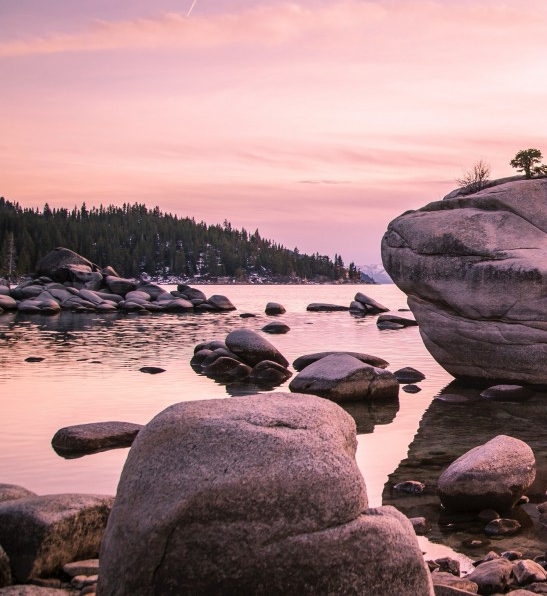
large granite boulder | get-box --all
[381,178,547,383]
[289,354,399,402]
[35,248,97,282]
[0,494,113,583]
[98,393,433,595]
[438,435,535,512]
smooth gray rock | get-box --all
[293,351,389,371]
[249,360,292,384]
[123,290,150,303]
[78,289,104,306]
[349,300,366,314]
[289,354,399,402]
[51,422,142,457]
[177,284,207,301]
[382,178,547,384]
[161,298,194,312]
[430,572,478,593]
[0,494,113,583]
[261,321,290,334]
[98,393,433,595]
[226,328,289,367]
[265,302,286,315]
[0,484,36,504]
[480,385,534,401]
[483,518,521,536]
[202,357,252,381]
[67,265,102,286]
[135,283,168,300]
[377,314,418,327]
[393,367,426,383]
[17,299,60,314]
[513,559,547,584]
[438,435,535,512]
[306,303,349,312]
[205,295,236,311]
[354,292,389,313]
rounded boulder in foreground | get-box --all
[226,328,289,367]
[98,393,433,596]
[289,353,399,402]
[438,435,535,512]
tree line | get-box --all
[0,198,366,282]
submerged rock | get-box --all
[289,354,399,402]
[51,422,143,457]
[226,328,289,367]
[293,351,389,371]
[306,303,349,312]
[265,302,286,315]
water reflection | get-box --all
[383,381,547,558]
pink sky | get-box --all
[2,0,547,265]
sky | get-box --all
[1,0,547,266]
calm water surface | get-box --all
[0,284,473,563]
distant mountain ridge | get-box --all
[358,264,393,284]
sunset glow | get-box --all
[2,0,547,263]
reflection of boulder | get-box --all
[383,381,547,557]
[382,179,547,384]
[340,397,399,434]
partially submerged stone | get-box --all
[306,303,349,312]
[289,354,399,402]
[293,351,389,371]
[51,422,142,458]
[226,328,289,367]
[265,302,286,315]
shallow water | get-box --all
[1,283,539,567]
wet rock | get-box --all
[139,367,165,374]
[306,303,349,312]
[480,384,535,401]
[249,360,292,385]
[289,354,399,402]
[194,340,227,353]
[226,328,289,367]
[376,321,405,330]
[161,298,194,312]
[190,349,214,369]
[353,292,389,314]
[239,313,256,318]
[293,351,389,371]
[477,509,500,524]
[349,301,366,314]
[0,494,113,583]
[261,322,290,334]
[403,384,422,393]
[394,367,426,383]
[202,357,252,381]
[51,422,142,457]
[438,435,536,512]
[466,557,513,595]
[394,481,425,494]
[135,283,169,300]
[25,357,44,363]
[0,296,17,310]
[98,393,433,596]
[123,290,151,303]
[377,314,418,327]
[177,285,207,302]
[434,557,460,576]
[17,299,60,314]
[501,550,522,560]
[484,518,521,536]
[265,302,285,315]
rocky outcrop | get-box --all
[381,179,547,383]
[289,353,399,402]
[0,248,237,315]
[98,393,433,595]
[0,484,36,504]
[438,435,536,512]
[0,494,113,583]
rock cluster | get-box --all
[191,328,292,386]
[98,393,434,595]
[308,292,390,314]
[381,178,547,383]
[0,248,236,315]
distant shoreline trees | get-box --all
[0,198,365,282]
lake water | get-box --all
[3,282,542,567]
